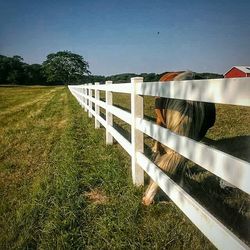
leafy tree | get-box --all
[194,72,223,79]
[140,73,159,82]
[23,64,46,84]
[106,73,137,83]
[80,74,106,84]
[42,51,90,84]
[0,55,9,83]
[0,55,26,84]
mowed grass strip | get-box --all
[0,86,214,249]
[0,86,70,247]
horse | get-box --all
[142,71,216,205]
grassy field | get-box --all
[0,86,249,249]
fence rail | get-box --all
[68,77,250,250]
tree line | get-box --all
[0,51,223,85]
[0,51,91,85]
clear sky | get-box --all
[0,0,249,76]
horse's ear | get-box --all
[174,71,194,81]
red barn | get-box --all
[224,66,250,78]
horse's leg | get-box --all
[142,152,161,205]
[142,180,159,206]
[143,148,187,205]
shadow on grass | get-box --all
[156,135,250,245]
[204,135,250,162]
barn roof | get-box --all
[224,66,250,75]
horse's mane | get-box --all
[173,71,193,81]
[159,71,193,82]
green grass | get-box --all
[0,86,249,249]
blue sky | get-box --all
[0,0,249,75]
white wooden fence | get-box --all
[68,77,250,250]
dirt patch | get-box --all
[84,188,109,205]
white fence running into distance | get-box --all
[68,77,250,250]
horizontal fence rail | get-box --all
[68,76,250,250]
[136,152,248,250]
[136,118,250,194]
[137,78,250,106]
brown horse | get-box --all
[143,71,216,205]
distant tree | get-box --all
[91,75,106,83]
[0,55,9,83]
[106,73,137,83]
[0,52,224,86]
[140,73,159,82]
[12,55,24,62]
[42,51,90,84]
[23,64,46,84]
[0,55,26,84]
[80,74,106,84]
[194,72,223,79]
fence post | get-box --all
[131,77,144,186]
[95,82,100,129]
[105,80,113,144]
[85,85,88,112]
[83,85,87,112]
[88,83,93,118]
[81,85,84,108]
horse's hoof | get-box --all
[142,196,154,206]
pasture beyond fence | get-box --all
[68,77,250,250]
